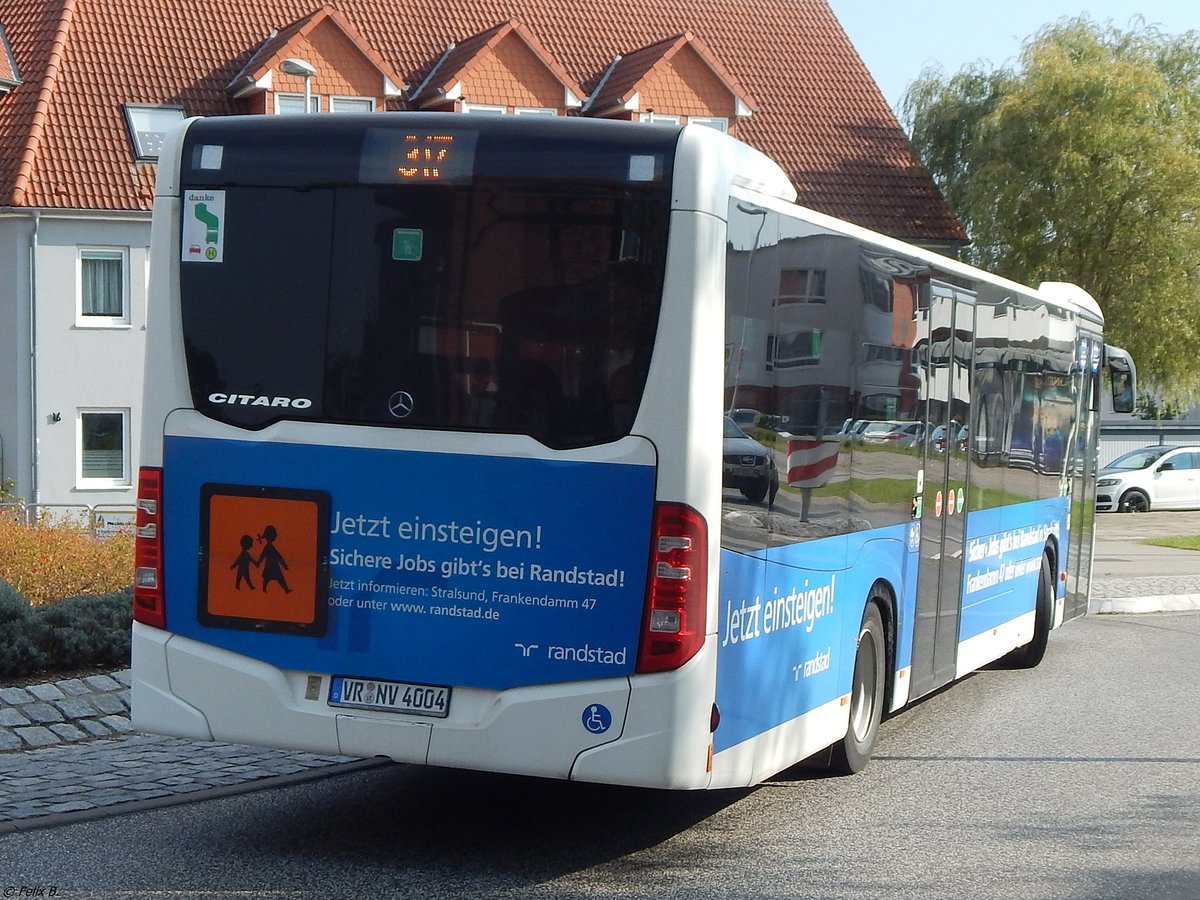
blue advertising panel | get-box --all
[958,498,1068,641]
[163,436,655,691]
[714,524,913,753]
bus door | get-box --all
[911,284,974,698]
[1063,335,1099,620]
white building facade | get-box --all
[1,211,150,515]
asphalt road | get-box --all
[2,611,1197,900]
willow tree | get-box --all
[903,18,1200,401]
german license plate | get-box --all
[328,676,451,718]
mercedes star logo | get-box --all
[388,390,415,419]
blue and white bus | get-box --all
[132,114,1135,789]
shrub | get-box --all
[0,579,49,676]
[0,581,132,677]
[0,578,32,623]
[0,517,133,607]
[37,588,133,671]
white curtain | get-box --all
[82,254,122,316]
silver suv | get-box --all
[722,416,779,504]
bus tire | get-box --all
[830,601,886,775]
[1000,552,1053,669]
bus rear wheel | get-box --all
[1000,552,1053,669]
[830,601,885,774]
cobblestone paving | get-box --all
[0,670,134,753]
[0,733,357,826]
[1088,574,1200,600]
[0,668,363,831]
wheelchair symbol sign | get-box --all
[582,703,612,735]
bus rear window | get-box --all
[179,180,670,448]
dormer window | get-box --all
[584,32,755,135]
[461,102,505,116]
[274,93,321,114]
[225,7,405,117]
[123,104,186,160]
[408,20,584,116]
[330,96,375,113]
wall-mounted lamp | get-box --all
[280,57,317,113]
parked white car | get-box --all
[1095,445,1200,512]
[858,420,905,442]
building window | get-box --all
[78,410,130,487]
[776,268,826,305]
[461,103,506,115]
[912,344,929,374]
[514,107,556,117]
[767,330,823,369]
[78,248,129,326]
[641,112,680,125]
[275,93,320,114]
[689,116,728,132]
[123,104,185,160]
[861,267,893,312]
[863,343,905,363]
[330,96,375,113]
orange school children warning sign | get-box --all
[198,484,329,636]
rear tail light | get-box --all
[133,467,165,629]
[636,503,707,673]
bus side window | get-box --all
[721,201,858,554]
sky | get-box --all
[826,0,1200,118]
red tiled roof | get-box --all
[0,0,965,242]
[587,31,755,118]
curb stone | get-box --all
[1089,575,1200,614]
[1095,594,1200,614]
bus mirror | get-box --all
[1105,345,1136,414]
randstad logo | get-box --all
[207,393,313,409]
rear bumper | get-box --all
[131,623,716,788]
